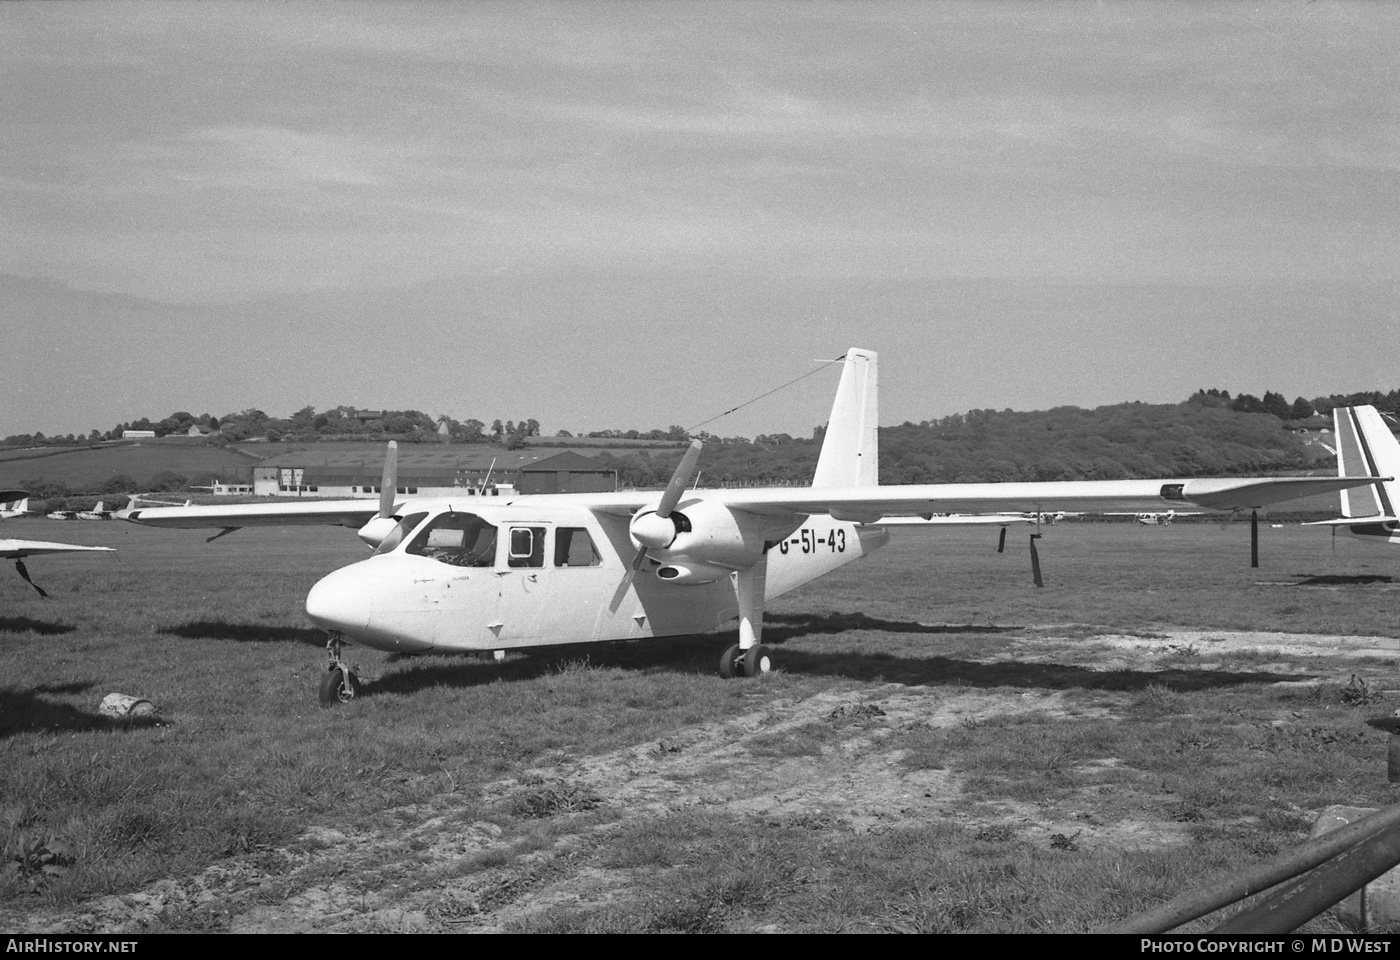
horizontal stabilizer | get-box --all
[0,539,116,559]
[1302,516,1400,528]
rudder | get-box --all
[812,348,878,489]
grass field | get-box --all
[3,519,1400,932]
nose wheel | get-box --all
[319,632,360,707]
[719,642,772,679]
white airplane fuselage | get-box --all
[305,500,887,654]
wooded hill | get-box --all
[595,400,1333,489]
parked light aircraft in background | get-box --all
[1306,405,1400,545]
[0,497,28,520]
[76,501,116,521]
[120,349,1384,705]
[1,488,115,596]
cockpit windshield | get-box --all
[405,512,498,567]
[372,512,428,556]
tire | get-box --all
[318,667,359,706]
[718,643,742,679]
[743,643,772,678]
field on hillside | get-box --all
[0,442,261,494]
[3,520,1400,933]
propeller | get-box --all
[352,441,402,550]
[612,440,703,606]
[1029,533,1044,588]
[380,441,399,520]
[630,440,703,554]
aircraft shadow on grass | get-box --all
[159,619,326,647]
[0,616,76,636]
[761,611,1020,642]
[350,613,1307,699]
[0,686,163,739]
[1291,574,1395,587]
[773,649,1312,692]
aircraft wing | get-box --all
[0,539,115,559]
[553,475,1386,523]
[872,514,1036,526]
[119,499,385,530]
[119,476,1383,533]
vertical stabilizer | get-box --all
[1335,405,1400,519]
[813,348,878,488]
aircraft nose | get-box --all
[306,565,373,634]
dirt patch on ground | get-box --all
[10,627,1394,933]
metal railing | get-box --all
[1102,803,1400,934]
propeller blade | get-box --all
[997,526,1007,553]
[609,546,650,613]
[379,441,398,520]
[656,440,702,519]
[1029,533,1044,588]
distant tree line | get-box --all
[1,407,539,448]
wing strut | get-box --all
[14,560,48,599]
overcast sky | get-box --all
[2,1,1396,440]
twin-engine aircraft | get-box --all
[1307,404,1400,545]
[119,349,1383,705]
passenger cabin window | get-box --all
[508,526,546,568]
[406,513,498,567]
[554,527,601,567]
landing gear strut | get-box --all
[319,631,360,707]
[718,642,772,679]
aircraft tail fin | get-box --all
[813,348,878,489]
[1334,405,1400,519]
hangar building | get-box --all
[251,447,617,498]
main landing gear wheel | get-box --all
[319,667,359,707]
[743,643,772,678]
[718,642,772,679]
[719,643,742,679]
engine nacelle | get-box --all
[633,497,772,570]
[655,561,732,585]
[356,515,399,549]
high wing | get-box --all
[0,539,115,559]
[117,442,402,544]
[537,475,1378,525]
[118,498,383,530]
[873,514,1036,526]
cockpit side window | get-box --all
[508,526,546,568]
[406,512,498,567]
[373,511,428,556]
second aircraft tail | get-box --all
[1307,405,1400,544]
